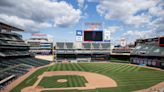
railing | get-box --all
[55,49,110,54]
[0,31,22,38]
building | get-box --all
[26,34,53,55]
[130,37,164,68]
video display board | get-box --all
[84,30,103,41]
[159,37,164,46]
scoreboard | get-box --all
[76,30,110,42]
[84,31,103,41]
[159,37,164,46]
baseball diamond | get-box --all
[9,63,164,92]
[0,1,164,92]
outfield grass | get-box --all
[11,63,164,92]
[38,75,87,88]
[110,57,129,63]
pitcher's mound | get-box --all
[57,79,67,83]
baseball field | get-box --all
[11,62,164,92]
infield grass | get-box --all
[38,75,87,88]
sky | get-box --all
[0,0,164,45]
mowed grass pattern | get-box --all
[11,63,164,92]
[38,75,87,88]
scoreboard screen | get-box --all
[159,37,164,46]
[84,31,103,41]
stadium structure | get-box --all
[112,38,134,54]
[56,23,111,62]
[130,37,164,68]
[55,42,110,62]
[26,34,53,55]
[112,47,133,54]
[0,22,164,92]
[0,22,50,91]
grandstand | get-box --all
[26,34,53,55]
[0,22,50,91]
[56,42,110,62]
[130,37,164,68]
[112,47,133,53]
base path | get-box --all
[22,71,117,92]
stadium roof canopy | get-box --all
[0,22,24,31]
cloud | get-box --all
[0,0,81,32]
[87,0,99,3]
[105,26,120,34]
[77,0,85,8]
[122,30,159,44]
[126,14,150,25]
[0,14,52,32]
[96,0,157,24]
[96,0,164,42]
[77,0,88,11]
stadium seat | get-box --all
[56,42,65,49]
[66,43,73,49]
[83,43,91,49]
[92,43,100,49]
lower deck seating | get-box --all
[0,64,31,90]
[0,57,50,90]
[0,65,30,81]
[0,57,50,69]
